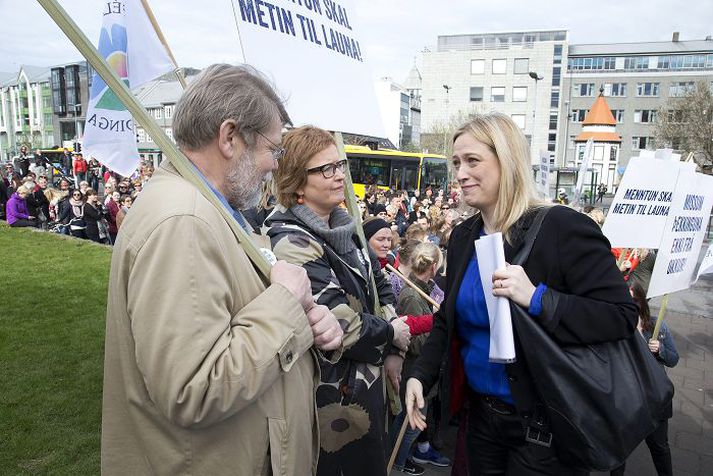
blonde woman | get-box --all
[405,113,637,475]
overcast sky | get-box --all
[1,0,712,84]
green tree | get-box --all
[654,81,713,173]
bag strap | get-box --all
[511,206,552,267]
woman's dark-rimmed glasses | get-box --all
[306,159,347,179]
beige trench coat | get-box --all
[101,162,319,475]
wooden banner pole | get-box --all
[334,131,383,317]
[386,264,440,310]
[387,417,409,473]
[37,0,271,282]
[651,294,669,341]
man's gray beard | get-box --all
[224,150,264,210]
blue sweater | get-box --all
[455,246,547,404]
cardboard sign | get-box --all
[647,171,713,298]
[602,157,694,248]
[234,0,385,137]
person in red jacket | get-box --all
[72,154,88,184]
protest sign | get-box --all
[234,0,385,137]
[602,157,694,248]
[647,171,713,298]
[538,150,550,198]
[572,138,593,206]
[695,242,713,283]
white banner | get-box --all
[83,0,174,177]
[573,138,593,206]
[538,150,550,199]
[647,171,713,298]
[602,157,694,248]
[695,242,713,283]
[233,0,385,137]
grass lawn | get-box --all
[0,223,110,474]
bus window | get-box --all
[348,155,390,187]
[390,160,419,191]
[421,157,449,191]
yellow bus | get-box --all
[345,145,449,198]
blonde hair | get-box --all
[453,112,546,241]
[274,126,336,208]
[410,241,443,275]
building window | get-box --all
[470,59,485,75]
[491,87,505,102]
[554,44,563,57]
[634,110,658,123]
[165,128,173,141]
[164,104,174,119]
[469,87,483,102]
[668,81,695,97]
[511,114,526,129]
[551,67,561,86]
[568,56,616,71]
[549,112,558,130]
[624,57,650,70]
[576,83,595,97]
[550,90,560,108]
[572,109,589,122]
[611,109,625,123]
[657,54,713,70]
[151,108,163,120]
[631,136,653,150]
[548,133,557,152]
[512,87,527,102]
[636,82,659,96]
[667,110,684,122]
[603,83,627,97]
[492,59,507,74]
[514,58,529,74]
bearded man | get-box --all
[101,64,342,475]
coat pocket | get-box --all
[268,418,288,476]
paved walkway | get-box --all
[407,245,713,476]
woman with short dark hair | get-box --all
[266,125,411,476]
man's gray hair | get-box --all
[173,64,291,151]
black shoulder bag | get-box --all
[510,207,674,471]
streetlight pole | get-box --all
[74,102,82,145]
[528,71,543,162]
[442,84,451,156]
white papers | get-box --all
[475,233,516,363]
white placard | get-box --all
[474,233,516,363]
[695,243,713,283]
[602,157,694,248]
[234,0,385,137]
[573,138,593,206]
[538,150,550,199]
[648,171,713,298]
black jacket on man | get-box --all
[409,205,638,431]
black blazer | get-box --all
[410,205,638,427]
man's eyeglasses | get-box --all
[306,159,347,179]
[257,131,285,161]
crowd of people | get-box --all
[5,64,678,476]
[0,146,155,246]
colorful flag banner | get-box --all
[83,0,174,177]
